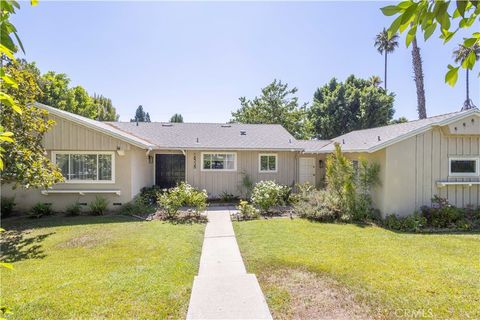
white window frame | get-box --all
[448,157,479,177]
[51,151,116,184]
[201,152,237,172]
[259,153,278,173]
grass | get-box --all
[1,215,205,319]
[233,219,480,319]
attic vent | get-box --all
[240,130,247,136]
[162,123,173,127]
[221,124,231,128]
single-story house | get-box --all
[2,103,480,216]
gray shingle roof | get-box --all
[296,140,332,153]
[107,122,302,150]
[319,108,480,153]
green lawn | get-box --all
[234,219,480,319]
[1,215,205,319]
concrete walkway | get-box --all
[186,209,272,320]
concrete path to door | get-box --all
[186,208,272,320]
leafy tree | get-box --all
[309,75,395,139]
[231,79,312,139]
[374,28,399,91]
[453,43,480,109]
[170,113,183,123]
[411,37,427,119]
[390,117,409,124]
[130,105,151,122]
[368,75,383,88]
[381,1,480,86]
[1,59,63,188]
[92,94,119,121]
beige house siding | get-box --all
[186,150,298,197]
[383,126,480,216]
[131,148,154,197]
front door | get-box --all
[155,154,186,188]
[299,157,316,185]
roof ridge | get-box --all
[108,121,284,126]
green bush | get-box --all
[220,191,237,203]
[65,202,82,216]
[139,185,163,205]
[251,180,290,214]
[29,203,53,218]
[157,182,208,218]
[236,200,259,220]
[383,212,426,232]
[89,196,109,216]
[421,196,463,228]
[293,188,342,222]
[121,196,156,216]
[1,197,16,218]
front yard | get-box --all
[1,215,205,319]
[234,219,480,319]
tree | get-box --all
[381,1,480,86]
[374,28,399,91]
[93,94,119,121]
[231,79,312,139]
[369,75,383,87]
[412,37,427,119]
[1,59,63,188]
[309,75,395,139]
[453,43,480,110]
[390,117,409,124]
[170,113,183,123]
[130,105,151,122]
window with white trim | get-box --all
[449,157,478,177]
[259,154,277,172]
[53,152,115,183]
[202,153,236,171]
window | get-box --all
[202,153,236,171]
[449,158,478,177]
[52,151,115,183]
[259,154,277,173]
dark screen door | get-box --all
[155,154,186,188]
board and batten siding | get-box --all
[383,126,480,216]
[186,150,298,197]
[43,114,132,151]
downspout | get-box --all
[182,150,187,183]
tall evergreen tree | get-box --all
[453,43,480,110]
[411,37,427,119]
[374,28,399,92]
[130,105,151,122]
[170,113,183,123]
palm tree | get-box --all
[369,75,383,88]
[374,28,399,92]
[411,37,427,119]
[453,43,480,110]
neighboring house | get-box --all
[2,103,479,217]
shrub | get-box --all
[121,196,156,216]
[238,171,254,199]
[251,180,290,214]
[1,197,16,218]
[293,189,342,222]
[29,203,53,218]
[383,212,426,232]
[157,182,208,218]
[139,185,163,205]
[65,202,82,216]
[220,191,237,203]
[89,196,109,215]
[236,200,259,220]
[421,196,463,228]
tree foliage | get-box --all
[130,105,151,122]
[170,113,183,123]
[1,60,63,188]
[381,0,480,86]
[374,28,399,91]
[309,75,395,139]
[231,79,312,139]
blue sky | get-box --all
[13,1,479,122]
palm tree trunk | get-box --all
[411,37,427,119]
[384,52,388,91]
[466,69,470,102]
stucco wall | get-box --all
[383,126,480,216]
[185,150,298,197]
